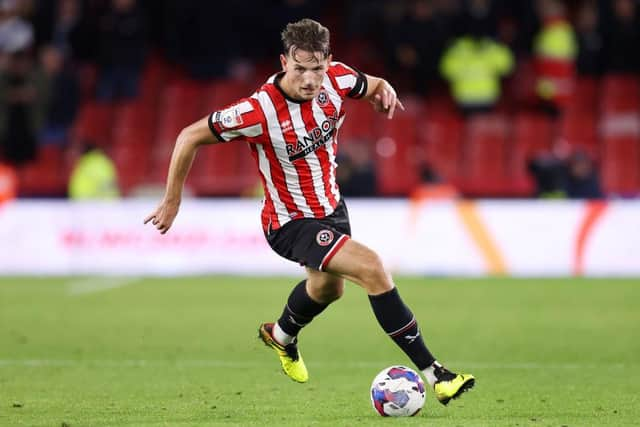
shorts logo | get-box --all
[317,90,329,107]
[316,229,334,246]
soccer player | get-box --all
[145,18,474,406]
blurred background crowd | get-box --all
[0,0,639,201]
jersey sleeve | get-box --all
[328,61,368,100]
[208,97,265,143]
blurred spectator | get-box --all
[162,1,230,79]
[460,0,499,38]
[410,162,458,200]
[527,140,570,198]
[384,0,450,95]
[38,44,79,145]
[68,142,120,199]
[440,35,513,115]
[527,140,603,199]
[0,1,634,199]
[96,0,147,101]
[500,1,538,56]
[344,0,386,41]
[433,0,464,33]
[336,139,377,197]
[566,150,603,199]
[51,0,82,57]
[601,0,640,73]
[0,161,17,202]
[575,0,603,76]
[533,0,577,114]
[265,0,323,52]
[0,44,46,164]
[0,0,33,55]
[33,0,81,56]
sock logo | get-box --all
[404,331,420,344]
[288,315,307,327]
[316,229,334,246]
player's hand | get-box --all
[144,199,180,235]
[371,83,405,119]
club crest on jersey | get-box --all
[219,106,244,129]
[316,90,329,107]
[316,229,334,246]
[286,112,339,162]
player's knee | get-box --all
[355,251,393,294]
[308,278,344,303]
[321,281,344,302]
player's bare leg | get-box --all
[305,268,344,302]
[325,239,475,405]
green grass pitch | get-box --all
[1,276,639,426]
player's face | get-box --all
[280,48,331,101]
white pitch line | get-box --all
[0,360,630,369]
[66,277,141,296]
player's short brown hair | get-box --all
[281,18,331,59]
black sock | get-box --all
[277,280,329,336]
[368,287,435,370]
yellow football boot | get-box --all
[434,371,475,405]
[258,323,309,383]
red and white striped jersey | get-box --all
[208,61,368,232]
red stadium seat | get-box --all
[373,101,422,196]
[111,140,151,195]
[600,74,640,114]
[149,80,203,183]
[77,63,98,101]
[509,113,554,193]
[338,98,378,142]
[460,113,510,195]
[557,111,599,153]
[337,39,385,78]
[423,83,458,116]
[18,145,68,196]
[112,100,156,146]
[183,78,258,196]
[189,142,258,196]
[110,100,157,194]
[71,101,115,148]
[200,79,253,117]
[600,113,640,194]
[601,136,640,194]
[503,59,537,108]
[140,54,169,103]
[566,76,598,114]
[418,111,464,184]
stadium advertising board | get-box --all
[0,199,637,276]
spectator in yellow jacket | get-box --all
[68,143,120,199]
[440,35,513,115]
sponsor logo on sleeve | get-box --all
[218,106,244,129]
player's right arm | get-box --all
[145,97,264,234]
[328,61,404,119]
[363,75,405,120]
[144,116,220,234]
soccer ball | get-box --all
[370,365,426,417]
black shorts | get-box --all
[265,198,351,271]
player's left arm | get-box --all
[362,75,405,119]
